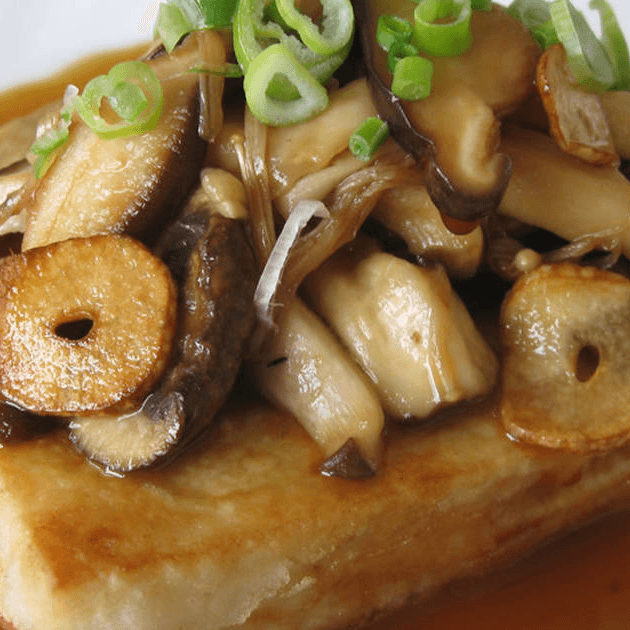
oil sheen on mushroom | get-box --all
[355,0,541,222]
[21,31,223,250]
[69,184,258,472]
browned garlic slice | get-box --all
[0,235,177,416]
[536,44,618,166]
[501,263,630,453]
[249,298,384,478]
[303,238,498,421]
[371,185,484,279]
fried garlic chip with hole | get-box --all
[500,263,630,453]
[0,235,176,415]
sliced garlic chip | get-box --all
[501,263,630,452]
[0,235,177,415]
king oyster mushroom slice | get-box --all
[536,44,618,166]
[303,237,498,422]
[371,184,484,279]
[501,262,630,453]
[22,30,227,251]
[355,1,541,222]
[248,297,384,478]
[69,182,258,472]
[499,124,630,256]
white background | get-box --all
[0,0,629,91]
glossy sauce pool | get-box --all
[2,46,630,630]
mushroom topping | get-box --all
[355,1,541,221]
[21,30,223,250]
[501,263,630,453]
[266,79,378,199]
[371,184,484,279]
[600,90,630,160]
[536,44,618,166]
[303,237,498,421]
[0,235,177,415]
[70,185,258,472]
[499,124,630,257]
[249,298,384,478]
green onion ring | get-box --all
[413,0,473,58]
[74,61,163,139]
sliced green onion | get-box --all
[190,62,244,77]
[29,85,79,178]
[387,40,420,73]
[471,0,492,11]
[550,0,615,92]
[413,0,473,57]
[233,0,350,84]
[74,61,164,139]
[532,18,560,49]
[275,0,354,56]
[155,3,192,52]
[155,0,239,53]
[391,55,434,100]
[590,0,630,90]
[349,117,390,161]
[243,43,329,126]
[31,125,71,178]
[376,14,414,52]
[506,0,550,28]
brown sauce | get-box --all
[2,46,630,630]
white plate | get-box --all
[0,0,629,91]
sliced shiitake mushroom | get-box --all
[0,400,60,444]
[22,30,225,250]
[501,263,630,453]
[0,235,177,416]
[70,184,258,472]
[536,44,618,166]
[249,298,384,477]
[356,1,541,222]
[500,124,630,256]
[303,237,498,421]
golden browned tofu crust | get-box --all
[1,396,630,630]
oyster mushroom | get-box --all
[22,30,226,250]
[303,237,498,421]
[371,184,484,279]
[70,183,258,472]
[499,124,630,256]
[501,263,630,453]
[536,44,618,166]
[248,297,384,478]
[355,1,541,221]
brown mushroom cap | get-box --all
[21,31,218,250]
[501,263,630,453]
[356,1,541,221]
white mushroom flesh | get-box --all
[303,239,499,421]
